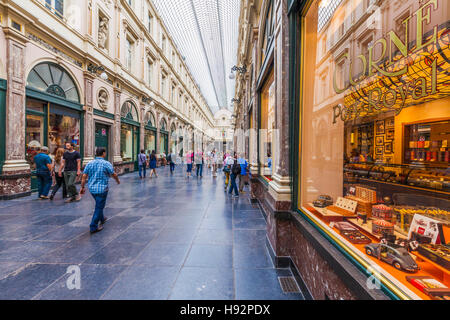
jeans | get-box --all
[187,164,193,172]
[64,171,78,199]
[228,174,239,196]
[90,192,108,232]
[196,164,203,176]
[139,164,147,178]
[51,174,67,198]
[37,171,52,197]
[170,162,175,173]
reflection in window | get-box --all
[121,124,133,162]
[26,114,44,170]
[48,113,80,155]
[299,0,450,299]
[260,70,275,177]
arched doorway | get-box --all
[159,118,168,156]
[120,100,140,171]
[144,112,156,155]
[25,62,82,191]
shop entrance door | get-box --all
[95,123,109,161]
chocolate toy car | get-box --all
[364,243,419,272]
[313,195,333,208]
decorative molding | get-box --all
[26,32,83,67]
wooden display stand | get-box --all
[308,203,346,223]
[325,197,358,218]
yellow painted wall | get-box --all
[394,96,450,164]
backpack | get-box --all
[232,163,241,175]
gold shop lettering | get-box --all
[332,0,440,124]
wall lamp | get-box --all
[87,64,108,80]
[142,97,155,106]
[229,65,247,79]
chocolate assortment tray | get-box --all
[340,230,372,244]
[417,244,450,270]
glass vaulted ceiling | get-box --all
[152,0,241,114]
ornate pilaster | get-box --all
[268,0,292,206]
[2,28,29,173]
[112,87,122,164]
[155,111,161,154]
[139,102,145,151]
[0,28,30,198]
[83,73,95,166]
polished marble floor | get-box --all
[0,166,304,300]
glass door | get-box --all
[95,123,109,161]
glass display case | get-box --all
[344,163,450,193]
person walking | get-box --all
[195,150,204,178]
[237,154,248,193]
[49,148,67,200]
[149,150,158,178]
[59,142,82,203]
[34,146,53,200]
[223,153,234,190]
[229,159,241,198]
[80,148,120,234]
[211,150,218,177]
[138,150,148,179]
[168,150,176,174]
[186,150,193,178]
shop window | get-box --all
[48,105,80,154]
[299,0,449,300]
[26,113,44,170]
[144,130,156,154]
[27,62,80,103]
[260,69,275,177]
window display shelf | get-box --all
[344,163,450,194]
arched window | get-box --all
[27,62,80,103]
[144,112,156,127]
[160,118,167,131]
[121,101,138,121]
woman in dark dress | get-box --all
[149,150,158,178]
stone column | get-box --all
[268,0,291,206]
[112,87,122,164]
[0,29,30,198]
[249,28,259,177]
[139,102,145,151]
[83,73,95,166]
[155,111,160,155]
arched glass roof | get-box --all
[152,0,241,114]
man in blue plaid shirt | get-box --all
[81,148,120,234]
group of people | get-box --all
[33,142,82,203]
[33,144,251,234]
[137,150,160,179]
[222,152,249,198]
